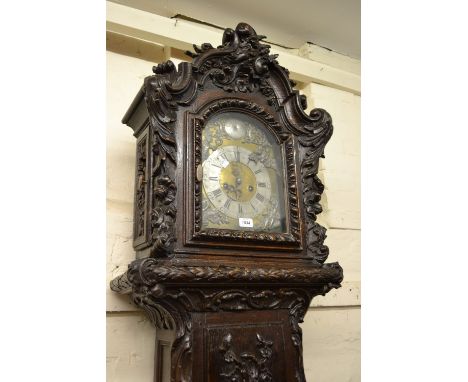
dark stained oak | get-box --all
[111,22,343,382]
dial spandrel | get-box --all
[200,112,286,233]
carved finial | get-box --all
[152,60,175,75]
[235,22,257,39]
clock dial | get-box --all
[203,146,271,219]
[200,112,286,232]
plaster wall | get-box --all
[106,42,360,381]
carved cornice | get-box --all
[111,258,343,313]
[126,258,343,290]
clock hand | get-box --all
[222,182,240,201]
[230,163,243,200]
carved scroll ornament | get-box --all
[187,22,278,104]
[297,108,334,263]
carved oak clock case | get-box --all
[111,22,343,382]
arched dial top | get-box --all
[201,111,287,232]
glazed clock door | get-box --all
[200,112,287,233]
[187,101,303,251]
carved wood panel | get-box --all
[191,310,298,382]
[133,129,149,248]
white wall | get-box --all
[106,31,360,380]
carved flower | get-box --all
[154,176,176,205]
[256,334,273,360]
[260,85,274,97]
[224,350,236,363]
[259,371,273,382]
[259,345,272,360]
[220,333,233,352]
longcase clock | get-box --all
[111,22,343,382]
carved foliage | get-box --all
[134,135,147,241]
[289,295,309,382]
[127,258,343,289]
[219,333,273,382]
[143,61,197,257]
[187,23,278,106]
[297,108,334,263]
[109,271,132,294]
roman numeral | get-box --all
[258,182,266,188]
[209,176,218,181]
[235,148,240,162]
[255,193,265,202]
[250,202,257,212]
[219,153,228,162]
[238,204,243,214]
[211,189,222,198]
[224,199,232,209]
[254,169,262,174]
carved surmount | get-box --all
[187,23,278,106]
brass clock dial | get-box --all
[201,112,286,232]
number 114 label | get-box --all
[239,218,253,228]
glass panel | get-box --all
[201,112,286,233]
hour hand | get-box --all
[222,181,241,201]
